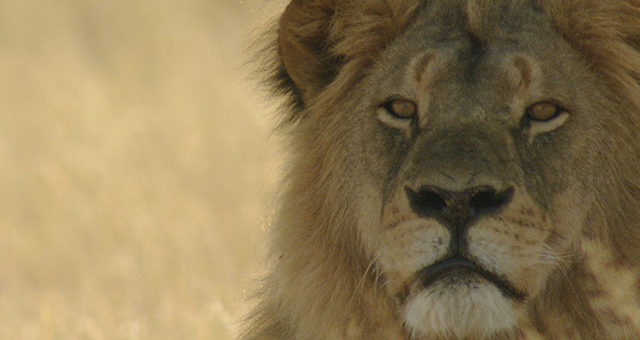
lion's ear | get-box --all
[275,0,419,117]
[278,0,342,105]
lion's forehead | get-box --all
[370,1,584,111]
[384,30,573,117]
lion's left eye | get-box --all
[381,99,417,119]
[526,102,564,122]
[524,101,570,138]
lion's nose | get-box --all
[406,185,514,253]
[405,185,514,227]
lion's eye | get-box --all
[524,101,570,139]
[527,102,563,122]
[382,99,417,119]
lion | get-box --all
[242,0,640,339]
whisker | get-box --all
[348,255,378,309]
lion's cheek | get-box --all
[468,219,556,297]
[377,220,450,295]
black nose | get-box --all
[406,185,514,254]
[405,185,514,226]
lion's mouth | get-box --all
[417,257,526,300]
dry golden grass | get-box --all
[0,0,282,339]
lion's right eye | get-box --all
[381,99,417,119]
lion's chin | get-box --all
[402,281,518,339]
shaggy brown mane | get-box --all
[542,0,640,109]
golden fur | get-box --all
[243,1,640,339]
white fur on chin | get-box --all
[402,281,517,339]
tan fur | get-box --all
[243,1,640,339]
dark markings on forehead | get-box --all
[465,0,541,38]
[417,0,540,42]
[408,0,545,88]
[460,33,485,82]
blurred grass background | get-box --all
[0,0,283,339]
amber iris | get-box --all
[386,99,417,119]
[528,102,562,122]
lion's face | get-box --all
[245,1,640,339]
[349,4,604,338]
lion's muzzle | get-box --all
[405,185,514,252]
[405,185,524,299]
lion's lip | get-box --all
[417,257,526,300]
